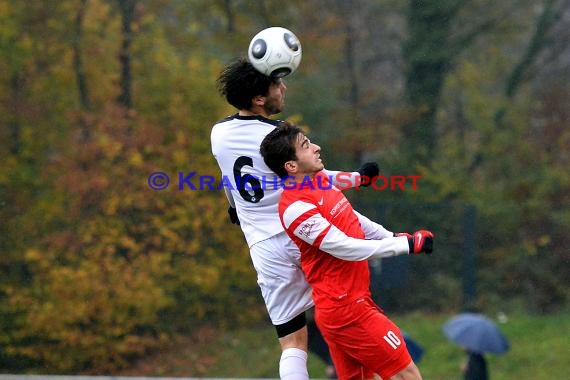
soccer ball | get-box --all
[248,27,302,78]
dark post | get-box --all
[463,204,477,310]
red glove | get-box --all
[408,230,434,254]
[394,232,412,239]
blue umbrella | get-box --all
[443,313,509,355]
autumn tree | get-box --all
[1,0,259,371]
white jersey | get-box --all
[211,114,360,248]
[211,114,283,247]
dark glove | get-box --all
[356,162,379,187]
[228,206,240,225]
[408,230,434,254]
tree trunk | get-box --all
[73,0,91,141]
[402,0,461,165]
[495,0,564,127]
[9,72,23,156]
[117,0,136,109]
[222,0,235,33]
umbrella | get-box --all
[443,313,509,355]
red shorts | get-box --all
[315,296,412,380]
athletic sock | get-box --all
[279,347,309,380]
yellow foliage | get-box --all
[4,101,259,372]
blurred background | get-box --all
[0,0,568,378]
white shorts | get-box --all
[250,231,314,325]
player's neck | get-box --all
[239,109,270,118]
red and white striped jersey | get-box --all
[279,172,409,309]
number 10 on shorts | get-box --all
[383,330,402,350]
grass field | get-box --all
[120,310,569,379]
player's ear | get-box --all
[284,160,297,174]
[252,95,265,107]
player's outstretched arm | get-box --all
[319,224,410,260]
[323,161,380,190]
[352,210,393,240]
[282,202,408,260]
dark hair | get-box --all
[260,121,303,178]
[216,57,280,110]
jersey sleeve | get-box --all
[353,210,394,240]
[322,169,361,190]
[282,200,409,261]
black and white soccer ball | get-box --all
[248,27,302,78]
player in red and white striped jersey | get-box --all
[260,121,434,380]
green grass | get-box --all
[120,310,570,379]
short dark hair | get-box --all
[260,121,303,178]
[216,57,280,110]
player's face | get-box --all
[263,79,286,116]
[293,133,324,176]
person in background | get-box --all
[463,350,488,380]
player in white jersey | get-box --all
[211,57,379,379]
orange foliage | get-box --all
[6,105,260,372]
